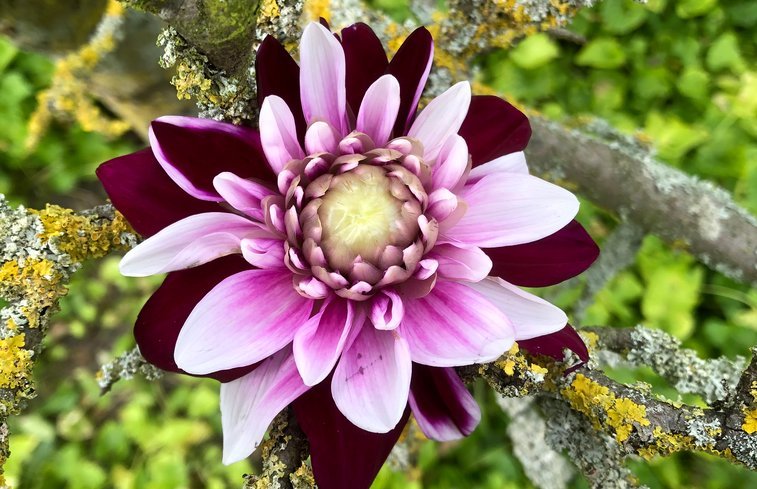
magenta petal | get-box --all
[293,378,410,489]
[458,95,531,167]
[97,148,220,238]
[487,220,600,287]
[134,255,255,383]
[174,269,313,374]
[149,116,274,200]
[256,35,306,140]
[386,26,433,135]
[399,281,515,367]
[341,22,388,114]
[409,365,480,441]
[518,324,589,366]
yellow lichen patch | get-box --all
[305,0,331,22]
[33,205,132,262]
[0,334,33,393]
[383,22,408,56]
[26,0,129,148]
[742,408,757,434]
[637,427,694,460]
[561,374,650,442]
[0,259,62,297]
[259,0,281,19]
[580,331,600,352]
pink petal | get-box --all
[305,121,340,154]
[220,346,309,464]
[369,290,404,330]
[213,172,275,221]
[466,277,567,340]
[174,269,313,374]
[332,321,412,433]
[259,96,306,175]
[398,281,514,367]
[240,237,285,269]
[408,81,471,162]
[134,255,256,383]
[431,135,469,191]
[119,212,263,277]
[293,298,358,386]
[356,74,400,146]
[447,173,579,248]
[467,151,528,184]
[409,365,481,441]
[430,243,492,282]
[300,22,348,134]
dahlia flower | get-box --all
[97,21,598,488]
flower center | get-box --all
[318,165,403,268]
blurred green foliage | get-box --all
[2,0,756,488]
[0,37,135,207]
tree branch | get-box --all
[0,197,135,481]
[243,408,314,489]
[525,118,757,286]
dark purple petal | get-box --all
[459,95,531,166]
[386,26,433,136]
[294,378,410,489]
[341,23,388,115]
[518,324,589,367]
[255,35,306,140]
[96,148,220,238]
[150,117,274,200]
[134,254,257,383]
[486,220,600,287]
[409,364,480,441]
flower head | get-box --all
[97,22,598,489]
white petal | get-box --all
[431,135,469,191]
[446,173,579,248]
[466,277,567,340]
[356,74,400,146]
[467,151,528,184]
[300,22,348,134]
[259,96,306,175]
[213,172,275,221]
[408,81,471,162]
[119,213,263,277]
[221,347,309,464]
[304,121,340,154]
[332,322,412,433]
[293,298,358,386]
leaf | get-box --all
[601,0,648,34]
[677,67,710,101]
[706,32,747,73]
[509,33,560,70]
[576,38,627,69]
[675,0,718,19]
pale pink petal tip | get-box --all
[300,22,348,134]
[467,277,568,340]
[221,347,309,464]
[332,323,412,433]
[119,212,261,277]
